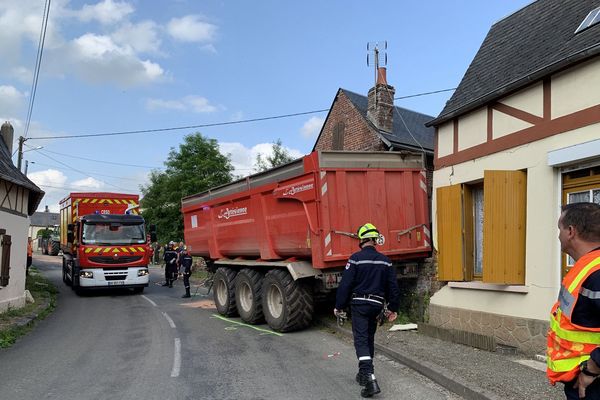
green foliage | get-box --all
[140,133,234,243]
[254,138,295,172]
[0,270,57,348]
[37,228,52,239]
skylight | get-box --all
[575,6,600,34]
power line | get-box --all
[24,0,51,139]
[27,87,456,141]
[37,147,163,169]
[26,160,150,183]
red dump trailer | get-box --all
[182,151,431,331]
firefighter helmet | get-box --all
[357,223,380,240]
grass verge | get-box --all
[0,268,58,348]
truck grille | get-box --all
[89,256,142,264]
[104,269,128,281]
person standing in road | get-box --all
[547,202,600,400]
[179,247,193,298]
[163,241,178,288]
[334,223,400,398]
[153,242,162,265]
[26,237,33,276]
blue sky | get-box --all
[1,0,532,212]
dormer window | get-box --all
[574,6,600,34]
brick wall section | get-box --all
[314,91,386,152]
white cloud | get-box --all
[65,33,165,86]
[76,0,134,25]
[300,116,325,138]
[146,95,217,113]
[167,15,217,43]
[219,141,304,177]
[72,177,105,190]
[111,21,161,54]
[0,85,26,115]
[28,169,68,212]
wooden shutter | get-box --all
[436,185,465,281]
[0,230,11,286]
[482,170,527,284]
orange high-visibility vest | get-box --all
[547,249,600,384]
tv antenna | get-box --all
[367,41,387,85]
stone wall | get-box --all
[428,303,548,355]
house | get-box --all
[313,67,435,156]
[0,122,44,312]
[427,0,600,354]
[29,207,60,248]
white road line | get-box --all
[162,312,176,329]
[171,338,181,378]
[141,295,157,307]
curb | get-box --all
[321,319,503,400]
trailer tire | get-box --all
[49,241,60,256]
[213,267,238,317]
[235,269,264,324]
[262,269,313,332]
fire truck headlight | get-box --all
[137,269,149,277]
[80,271,94,279]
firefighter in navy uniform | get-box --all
[334,223,400,398]
[162,241,178,288]
[180,247,193,298]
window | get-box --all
[561,166,600,276]
[575,6,600,34]
[436,170,527,284]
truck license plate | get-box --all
[108,281,125,286]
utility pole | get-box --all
[17,135,26,172]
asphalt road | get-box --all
[0,254,463,400]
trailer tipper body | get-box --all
[182,151,431,331]
[60,192,154,294]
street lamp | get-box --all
[24,160,35,175]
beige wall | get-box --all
[457,108,487,151]
[0,211,28,312]
[437,123,453,158]
[552,57,600,118]
[431,122,600,321]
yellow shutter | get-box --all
[436,185,465,281]
[482,170,527,284]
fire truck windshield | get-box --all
[81,222,146,245]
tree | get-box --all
[254,139,295,172]
[140,133,234,243]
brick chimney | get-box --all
[1,121,14,154]
[367,67,395,133]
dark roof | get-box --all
[0,137,44,215]
[30,211,60,227]
[341,89,435,152]
[430,0,600,126]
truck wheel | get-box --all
[62,258,72,286]
[235,269,264,324]
[213,267,238,317]
[42,243,48,255]
[49,241,60,256]
[262,269,313,332]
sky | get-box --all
[1,0,533,213]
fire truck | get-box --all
[60,192,156,294]
[182,151,431,332]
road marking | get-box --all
[141,295,157,307]
[211,314,283,336]
[163,312,176,329]
[171,338,181,378]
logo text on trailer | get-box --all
[218,207,248,220]
[283,183,314,197]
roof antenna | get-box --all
[367,41,387,86]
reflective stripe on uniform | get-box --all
[550,311,600,344]
[358,356,372,361]
[352,298,383,305]
[580,287,600,299]
[348,259,392,267]
[567,256,600,293]
[547,354,590,372]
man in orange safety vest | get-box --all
[547,202,600,399]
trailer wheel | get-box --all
[262,269,313,332]
[49,241,60,256]
[213,267,238,317]
[235,269,264,324]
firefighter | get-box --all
[334,223,400,398]
[162,241,178,288]
[180,247,193,298]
